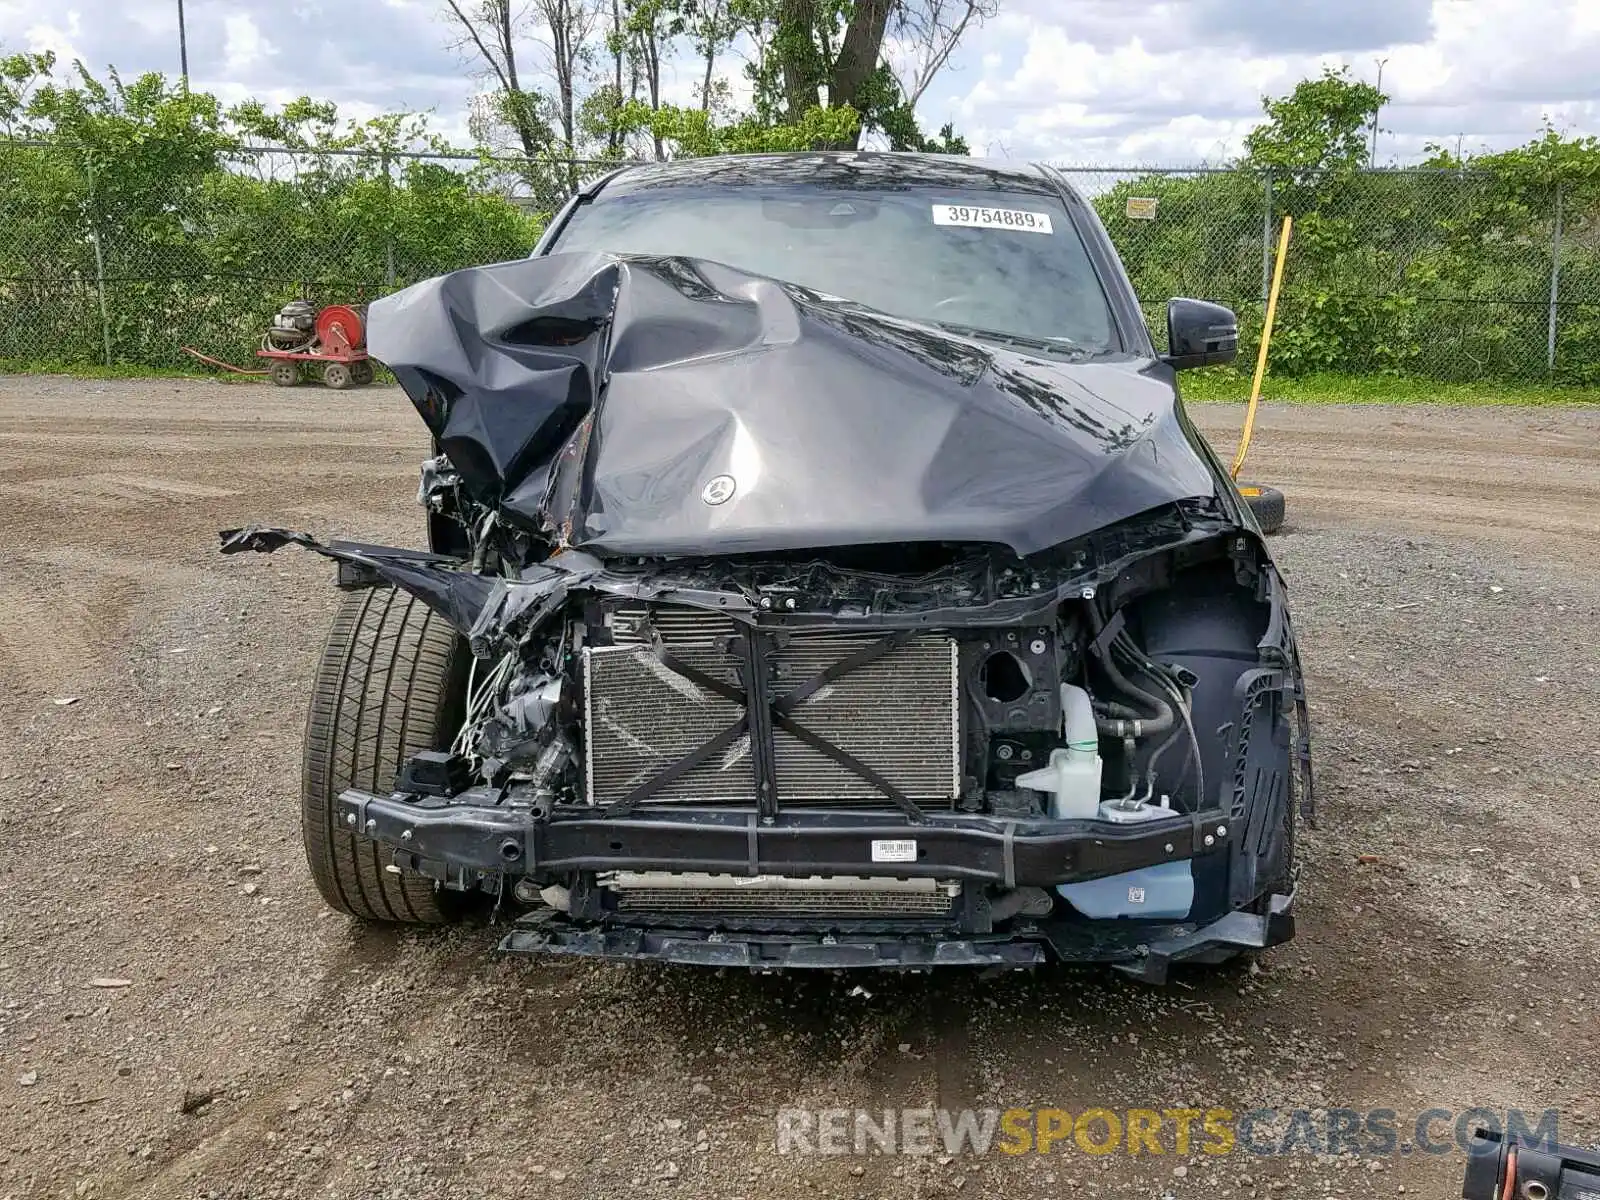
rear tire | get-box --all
[301,587,473,923]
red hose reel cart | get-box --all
[256,300,374,389]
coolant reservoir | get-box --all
[1016,684,1102,819]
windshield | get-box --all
[545,178,1119,355]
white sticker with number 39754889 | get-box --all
[933,204,1054,234]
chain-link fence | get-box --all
[2,139,1597,383]
[1059,165,1599,383]
[0,140,620,371]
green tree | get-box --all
[1235,67,1408,376]
[441,0,559,159]
[0,50,54,135]
[1244,67,1385,179]
[750,0,973,149]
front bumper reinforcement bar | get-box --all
[336,787,1235,888]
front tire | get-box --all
[301,587,472,923]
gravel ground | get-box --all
[1,376,1597,1200]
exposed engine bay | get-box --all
[431,531,1272,831]
[223,250,1312,977]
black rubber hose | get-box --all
[1117,642,1206,809]
[1085,603,1174,738]
[1092,698,1142,719]
[1141,722,1185,792]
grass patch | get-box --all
[1181,369,1599,406]
[0,358,262,382]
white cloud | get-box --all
[20,13,83,61]
[926,0,1600,163]
[222,13,274,75]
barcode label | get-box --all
[871,839,918,863]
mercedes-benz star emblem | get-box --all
[701,474,736,505]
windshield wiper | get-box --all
[932,322,1088,357]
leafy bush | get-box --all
[1093,71,1600,383]
[0,55,544,369]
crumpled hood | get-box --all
[368,252,1223,558]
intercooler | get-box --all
[582,607,960,807]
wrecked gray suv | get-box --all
[225,152,1311,980]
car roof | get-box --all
[592,151,1068,200]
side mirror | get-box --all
[1163,298,1238,369]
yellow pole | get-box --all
[1231,215,1293,480]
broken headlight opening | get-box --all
[222,250,1313,979]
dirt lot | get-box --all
[1,376,1598,1200]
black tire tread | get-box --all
[1240,483,1286,535]
[301,587,470,923]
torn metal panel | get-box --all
[219,527,500,632]
[220,525,739,645]
[366,253,1225,560]
[219,506,1251,648]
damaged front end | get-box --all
[225,252,1312,979]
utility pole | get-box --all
[1369,56,1387,165]
[178,0,190,88]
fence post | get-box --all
[1547,181,1564,376]
[1261,172,1274,304]
[84,158,114,368]
[382,151,396,288]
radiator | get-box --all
[583,607,960,806]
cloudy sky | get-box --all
[2,0,1596,164]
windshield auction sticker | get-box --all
[932,204,1054,233]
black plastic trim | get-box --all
[493,890,1295,976]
